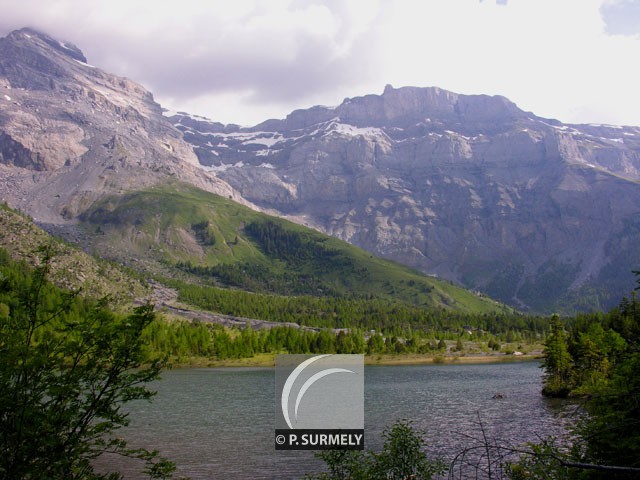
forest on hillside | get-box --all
[2,246,640,479]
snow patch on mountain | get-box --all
[325,122,386,138]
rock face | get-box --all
[172,85,640,312]
[2,27,638,313]
[0,28,241,225]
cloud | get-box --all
[600,0,640,35]
[0,0,385,123]
[374,0,640,126]
[103,2,373,99]
[0,0,639,126]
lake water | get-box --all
[108,361,572,479]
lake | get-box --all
[107,361,572,479]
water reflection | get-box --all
[109,361,573,479]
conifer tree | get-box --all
[542,314,573,397]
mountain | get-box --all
[76,182,503,314]
[170,85,640,313]
[0,203,148,303]
[0,27,242,228]
[0,28,504,319]
[2,26,636,314]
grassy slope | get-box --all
[79,183,508,314]
[0,204,148,304]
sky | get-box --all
[0,0,639,127]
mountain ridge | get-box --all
[0,27,508,320]
[1,27,638,314]
[75,181,506,315]
[170,85,640,313]
[0,27,246,226]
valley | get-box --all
[170,87,640,313]
[2,28,639,315]
[1,20,639,480]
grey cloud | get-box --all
[0,1,382,109]
[135,29,379,104]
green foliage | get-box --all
[571,323,625,394]
[309,420,445,480]
[485,262,526,305]
[176,260,338,296]
[79,183,507,314]
[191,220,216,246]
[371,420,446,480]
[0,206,147,303]
[577,352,640,476]
[542,301,636,398]
[505,439,569,480]
[166,277,546,334]
[366,334,385,354]
[536,283,640,477]
[245,219,349,266]
[0,248,174,479]
[309,449,370,480]
[542,315,574,397]
[141,321,371,360]
[568,292,640,477]
[138,309,540,361]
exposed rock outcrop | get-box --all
[172,85,640,312]
[2,25,638,313]
[0,28,242,225]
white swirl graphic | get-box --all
[281,355,355,429]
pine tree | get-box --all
[542,315,573,397]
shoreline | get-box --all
[364,353,542,366]
[165,352,543,369]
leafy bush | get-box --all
[309,420,445,480]
[0,247,174,479]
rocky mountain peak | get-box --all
[3,26,640,314]
[336,85,525,133]
[0,28,89,91]
[251,85,537,135]
[0,28,242,225]
[172,85,640,313]
[252,85,529,135]
[13,27,87,63]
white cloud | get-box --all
[0,0,639,126]
[371,0,640,126]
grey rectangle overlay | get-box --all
[275,354,364,450]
